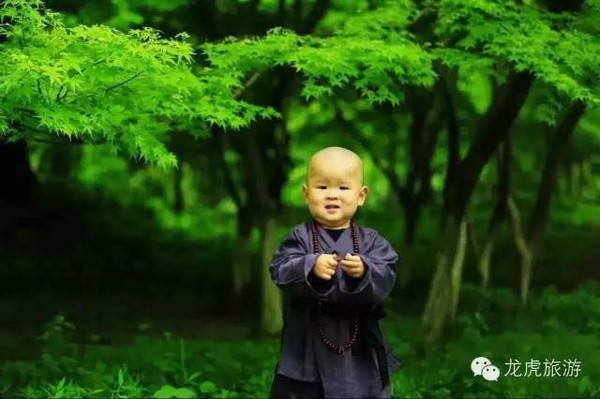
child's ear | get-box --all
[302,184,309,204]
[357,185,369,206]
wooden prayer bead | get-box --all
[311,219,360,355]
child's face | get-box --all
[302,154,368,229]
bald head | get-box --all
[303,147,368,227]
[307,147,364,185]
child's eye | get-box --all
[340,186,349,190]
[317,185,327,190]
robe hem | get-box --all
[274,365,321,383]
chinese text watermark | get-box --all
[504,358,581,378]
[471,357,582,382]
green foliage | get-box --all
[533,281,600,333]
[3,285,600,398]
[435,0,600,107]
[203,26,434,105]
[153,385,197,398]
[0,0,276,167]
[22,377,93,398]
[321,0,416,40]
[39,314,77,357]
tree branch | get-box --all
[277,0,286,26]
[104,72,144,94]
[439,64,460,209]
[448,70,534,219]
[292,0,303,32]
[334,101,406,204]
[233,71,263,100]
[526,100,586,251]
[211,127,242,209]
[31,137,106,145]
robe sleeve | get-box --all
[269,225,336,299]
[339,229,398,305]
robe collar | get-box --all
[311,220,353,254]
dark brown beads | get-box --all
[311,219,361,355]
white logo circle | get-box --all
[470,356,491,376]
[481,364,500,381]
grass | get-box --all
[2,282,599,398]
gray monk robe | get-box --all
[270,221,401,399]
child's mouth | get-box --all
[325,205,339,212]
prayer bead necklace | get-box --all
[310,219,360,355]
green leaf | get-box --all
[153,385,177,398]
[153,385,197,399]
[173,388,197,398]
[199,381,216,394]
[56,377,66,392]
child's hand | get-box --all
[312,254,338,281]
[340,253,365,278]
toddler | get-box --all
[269,146,400,398]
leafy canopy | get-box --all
[0,0,277,167]
[203,1,435,105]
[2,0,599,167]
[434,0,600,107]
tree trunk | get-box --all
[399,197,419,289]
[478,234,495,289]
[439,65,460,202]
[449,218,468,321]
[0,140,37,205]
[581,161,592,196]
[420,71,534,347]
[242,124,288,335]
[210,129,256,303]
[260,212,283,335]
[38,144,82,183]
[233,206,253,301]
[420,215,464,347]
[478,138,511,289]
[467,213,499,290]
[398,82,444,289]
[563,143,573,199]
[398,245,414,291]
[173,164,184,213]
[518,101,586,305]
[0,140,37,236]
[445,71,534,219]
[572,162,581,199]
[507,196,533,305]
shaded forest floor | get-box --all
[2,288,600,398]
[2,183,600,397]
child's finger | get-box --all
[345,254,361,261]
[340,259,361,268]
[341,266,360,276]
[341,266,361,278]
[324,263,335,270]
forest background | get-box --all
[1,0,599,397]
